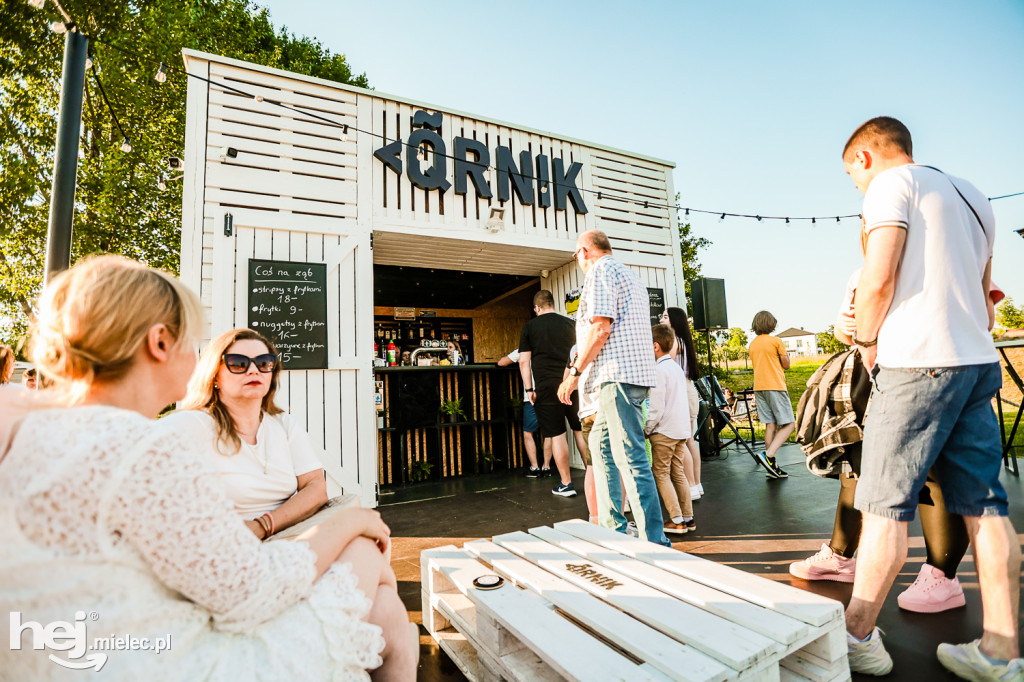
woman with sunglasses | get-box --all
[166,329,327,539]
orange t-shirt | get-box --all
[749,334,787,391]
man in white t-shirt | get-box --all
[840,117,1021,679]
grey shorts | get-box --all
[754,390,794,425]
[855,363,1007,522]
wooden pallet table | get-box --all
[422,519,850,682]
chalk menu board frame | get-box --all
[248,258,329,370]
[648,287,665,326]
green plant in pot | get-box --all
[409,459,434,483]
[440,397,467,423]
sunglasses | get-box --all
[222,353,278,374]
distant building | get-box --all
[777,327,819,357]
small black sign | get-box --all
[248,259,328,370]
[648,287,665,326]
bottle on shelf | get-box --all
[387,339,397,366]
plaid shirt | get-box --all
[576,255,656,394]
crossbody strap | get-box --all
[919,165,987,238]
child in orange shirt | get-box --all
[748,310,791,479]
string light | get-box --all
[50,21,67,33]
[79,34,1024,226]
[28,0,45,8]
[120,138,132,153]
[157,176,167,191]
[84,56,92,69]
[154,62,167,83]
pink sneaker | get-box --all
[789,543,856,583]
[897,563,966,613]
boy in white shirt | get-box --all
[645,324,694,534]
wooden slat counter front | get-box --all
[375,365,526,486]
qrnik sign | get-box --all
[373,110,588,214]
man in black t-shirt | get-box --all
[519,290,581,497]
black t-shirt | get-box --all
[519,312,575,388]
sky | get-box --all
[258,0,1024,335]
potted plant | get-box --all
[439,397,467,423]
[409,459,434,483]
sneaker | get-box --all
[898,563,966,613]
[847,627,894,676]
[664,522,689,535]
[625,521,639,537]
[525,467,541,478]
[766,454,788,479]
[754,451,784,478]
[689,485,702,501]
[682,518,696,533]
[789,543,856,583]
[552,482,577,497]
[540,467,553,478]
[696,483,705,497]
[938,640,1024,681]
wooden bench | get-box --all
[422,519,850,682]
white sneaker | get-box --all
[938,640,1024,681]
[625,521,639,538]
[696,483,705,497]
[689,485,702,501]
[847,627,894,676]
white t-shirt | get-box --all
[506,349,534,400]
[160,410,324,519]
[863,165,997,368]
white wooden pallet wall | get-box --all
[181,49,684,499]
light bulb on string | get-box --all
[684,208,690,217]
[417,146,425,162]
[812,217,816,224]
[50,21,67,33]
[756,215,762,222]
[719,213,725,223]
[253,94,263,103]
[836,217,841,223]
[785,217,790,224]
[340,124,348,143]
[85,56,92,69]
[155,63,167,83]
[157,177,167,191]
[120,138,132,153]
[28,0,46,9]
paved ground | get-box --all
[380,443,1024,681]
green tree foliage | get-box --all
[996,297,1024,331]
[0,0,368,348]
[816,324,849,355]
[676,192,711,301]
[722,327,748,361]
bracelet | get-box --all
[262,512,276,536]
[255,516,269,538]
[852,332,878,348]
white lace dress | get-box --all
[0,406,385,681]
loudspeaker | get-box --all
[690,278,728,330]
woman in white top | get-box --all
[0,255,415,680]
[165,328,326,539]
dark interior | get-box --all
[372,264,536,309]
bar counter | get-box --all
[375,364,525,486]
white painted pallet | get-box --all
[421,520,850,682]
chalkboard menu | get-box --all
[248,259,328,370]
[648,287,665,326]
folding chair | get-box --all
[730,388,762,449]
[695,376,763,466]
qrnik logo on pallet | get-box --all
[9,611,172,672]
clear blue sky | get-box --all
[259,0,1024,335]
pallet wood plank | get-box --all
[423,546,667,682]
[465,539,733,682]
[553,520,842,628]
[490,531,778,672]
[527,527,810,646]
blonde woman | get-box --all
[164,329,327,539]
[0,255,415,681]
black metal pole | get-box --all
[43,28,88,287]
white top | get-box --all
[570,343,598,419]
[506,349,534,401]
[645,355,691,440]
[863,165,997,368]
[0,404,383,680]
[159,410,323,519]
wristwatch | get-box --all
[568,365,581,377]
[852,332,877,347]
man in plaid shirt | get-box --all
[558,230,669,547]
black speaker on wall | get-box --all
[690,277,728,330]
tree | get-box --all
[722,327,748,361]
[676,192,712,301]
[996,297,1024,331]
[816,325,848,355]
[0,0,369,348]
